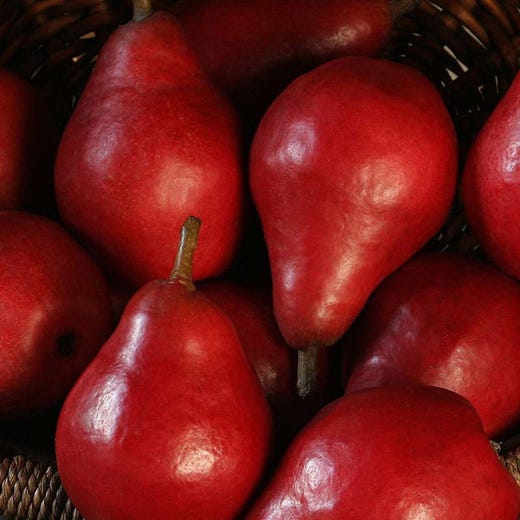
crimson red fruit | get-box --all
[250,56,458,394]
[201,279,340,453]
[173,0,407,121]
[246,385,520,519]
[0,69,57,212]
[54,6,244,288]
[344,252,520,438]
[55,218,272,520]
[463,70,520,280]
[0,210,112,418]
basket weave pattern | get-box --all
[390,0,520,255]
[0,457,80,520]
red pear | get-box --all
[0,69,57,213]
[462,71,520,280]
[246,385,520,519]
[54,1,245,289]
[0,210,112,419]
[201,279,341,452]
[55,217,272,520]
[172,0,415,121]
[344,251,520,438]
[250,56,458,395]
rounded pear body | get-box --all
[55,12,245,288]
[0,69,57,212]
[345,252,520,438]
[463,72,520,280]
[250,56,458,350]
[246,386,520,519]
[173,0,393,119]
[56,278,272,520]
[0,211,112,418]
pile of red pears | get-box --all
[3,0,520,518]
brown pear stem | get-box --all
[169,216,202,290]
[133,0,153,21]
[297,346,319,398]
[389,0,418,21]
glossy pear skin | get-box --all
[55,278,272,520]
[246,386,520,519]
[201,280,340,449]
[0,69,57,212]
[173,0,392,118]
[345,252,520,438]
[462,72,520,280]
[250,57,458,350]
[54,12,244,288]
[0,211,113,418]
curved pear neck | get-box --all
[169,216,202,291]
[133,0,153,22]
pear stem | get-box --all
[169,216,202,290]
[133,0,153,21]
[297,346,319,398]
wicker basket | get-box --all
[1,0,520,518]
